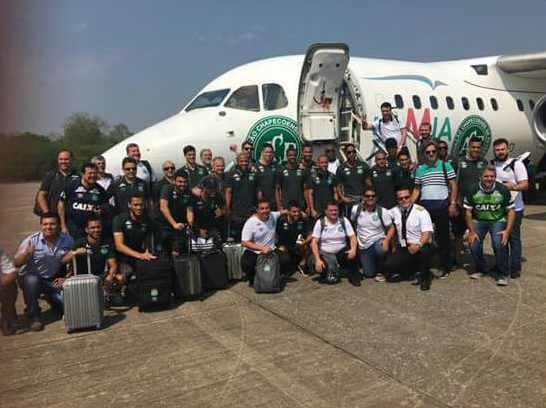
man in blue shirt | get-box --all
[14,213,74,331]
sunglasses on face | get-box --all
[398,195,411,201]
[425,150,436,155]
[163,166,175,171]
[346,150,356,154]
[364,194,375,198]
[124,167,136,171]
[243,146,252,151]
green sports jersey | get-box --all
[457,157,488,199]
[72,238,115,277]
[463,182,513,224]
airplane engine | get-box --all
[532,94,546,145]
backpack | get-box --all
[350,203,387,232]
[377,114,399,135]
[316,216,349,284]
[254,252,282,293]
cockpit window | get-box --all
[185,89,230,112]
[262,83,288,110]
[225,85,260,112]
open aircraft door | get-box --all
[297,43,355,144]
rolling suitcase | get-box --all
[135,257,173,312]
[223,242,244,280]
[64,251,104,333]
[200,250,228,290]
[173,255,202,300]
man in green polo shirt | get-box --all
[275,146,306,211]
[305,155,338,219]
[179,145,208,189]
[464,165,515,285]
[369,150,397,209]
[336,143,370,217]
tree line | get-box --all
[0,113,133,182]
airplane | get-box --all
[102,43,546,176]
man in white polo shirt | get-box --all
[384,188,434,291]
[240,200,290,285]
[491,138,528,278]
[310,201,360,286]
[363,102,407,148]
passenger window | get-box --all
[262,83,288,110]
[462,97,470,110]
[394,94,404,109]
[491,98,498,111]
[225,85,260,111]
[516,99,524,111]
[412,95,422,109]
[529,100,535,110]
[476,97,484,111]
[430,96,438,110]
[446,96,454,110]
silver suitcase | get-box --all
[64,251,104,333]
[223,242,244,280]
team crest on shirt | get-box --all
[296,169,302,177]
[357,167,364,174]
[198,168,205,175]
[372,171,378,177]
[283,222,289,230]
[283,169,289,176]
[234,174,241,182]
[100,246,109,255]
[77,193,84,198]
[138,185,144,192]
[461,162,468,169]
[344,168,350,175]
[125,220,133,229]
[372,214,379,222]
[91,194,99,202]
[477,162,484,169]
[338,226,344,232]
[248,174,255,181]
[386,170,392,177]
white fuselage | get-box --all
[102,54,546,176]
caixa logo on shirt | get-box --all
[246,116,301,163]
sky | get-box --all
[1,0,545,136]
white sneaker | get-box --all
[497,277,509,286]
[374,274,386,282]
[470,272,483,279]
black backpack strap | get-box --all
[377,206,387,232]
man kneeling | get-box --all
[310,201,360,286]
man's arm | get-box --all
[36,191,49,213]
[411,186,421,203]
[57,200,69,234]
[275,184,282,212]
[399,127,408,147]
[113,232,155,261]
[499,208,516,246]
[241,240,271,254]
[361,115,373,130]
[160,199,184,230]
[225,187,233,215]
[448,179,459,217]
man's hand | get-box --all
[172,222,184,230]
[310,209,318,219]
[315,258,325,274]
[381,238,390,253]
[342,196,352,204]
[408,244,421,254]
[61,226,69,235]
[498,230,510,246]
[468,231,479,245]
[53,277,65,289]
[261,246,273,254]
[139,251,156,261]
[346,247,357,260]
[72,247,87,257]
[502,181,516,190]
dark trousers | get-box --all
[241,249,291,282]
[158,226,188,255]
[228,215,249,242]
[0,281,18,323]
[19,274,63,319]
[428,206,452,273]
[384,245,432,282]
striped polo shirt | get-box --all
[414,159,456,201]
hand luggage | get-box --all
[200,250,228,290]
[223,242,244,280]
[254,252,282,293]
[64,250,104,333]
[173,255,202,300]
[135,257,173,312]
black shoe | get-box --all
[349,274,361,287]
[1,320,17,336]
[510,270,521,279]
[420,274,431,291]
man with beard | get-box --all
[107,157,151,216]
[369,150,397,210]
[275,146,306,211]
[491,138,528,278]
[179,145,208,189]
[305,154,338,219]
[336,143,370,218]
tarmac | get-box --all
[0,182,544,408]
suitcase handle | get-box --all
[71,248,92,276]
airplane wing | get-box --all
[497,51,546,78]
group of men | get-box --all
[0,102,529,335]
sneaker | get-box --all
[374,274,386,282]
[470,272,483,279]
[30,319,44,332]
[510,270,521,279]
[497,277,509,286]
[297,264,309,277]
[439,272,450,280]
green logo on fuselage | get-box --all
[246,116,302,162]
[452,115,492,157]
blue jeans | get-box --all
[470,222,509,277]
[509,210,523,273]
[358,239,388,278]
[19,274,63,319]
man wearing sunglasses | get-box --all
[107,157,151,216]
[336,143,371,218]
[153,160,176,206]
[412,141,458,279]
[385,188,434,290]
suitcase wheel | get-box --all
[96,323,103,330]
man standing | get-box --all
[395,150,415,192]
[336,143,370,217]
[305,154,338,219]
[416,122,435,164]
[310,201,360,286]
[179,145,208,189]
[107,157,151,216]
[35,149,80,215]
[125,143,156,190]
[14,213,74,331]
[324,144,340,174]
[369,151,397,210]
[153,160,176,206]
[200,148,213,172]
[58,163,108,240]
[275,146,306,211]
[92,155,115,191]
[192,175,225,240]
[225,153,258,241]
[385,188,434,290]
[491,138,528,278]
[363,102,407,148]
[1,247,18,335]
[255,143,278,208]
[158,170,194,256]
[411,141,458,278]
[464,165,515,285]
